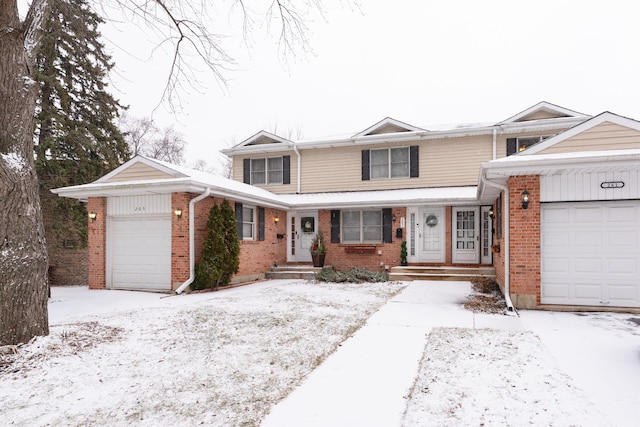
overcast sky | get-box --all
[99,0,640,167]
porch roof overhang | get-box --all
[280,186,479,210]
[52,178,292,210]
[53,178,479,211]
[478,149,640,203]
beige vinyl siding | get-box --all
[105,162,175,182]
[538,122,640,154]
[232,151,298,195]
[299,136,494,193]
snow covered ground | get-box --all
[2,280,640,426]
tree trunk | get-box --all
[0,0,51,345]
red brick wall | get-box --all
[322,208,406,272]
[189,194,287,283]
[171,193,191,287]
[87,197,106,289]
[508,175,541,308]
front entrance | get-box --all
[407,207,445,263]
[287,210,318,263]
[452,207,480,264]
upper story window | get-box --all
[507,135,553,155]
[243,156,290,186]
[362,146,418,181]
[342,210,383,243]
[250,157,282,185]
[371,147,409,179]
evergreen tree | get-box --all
[193,200,240,291]
[34,0,130,249]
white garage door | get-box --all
[541,201,640,308]
[109,216,171,291]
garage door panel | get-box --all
[573,257,602,274]
[541,257,569,273]
[109,216,171,291]
[541,201,640,308]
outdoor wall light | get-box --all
[174,208,183,219]
[488,208,495,219]
[89,212,97,222]
[521,189,530,210]
[273,216,280,223]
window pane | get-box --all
[363,210,382,242]
[243,223,254,239]
[390,147,409,177]
[370,149,389,179]
[267,157,283,184]
[243,207,254,222]
[342,211,361,242]
[251,159,265,184]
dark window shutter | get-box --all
[361,150,370,181]
[258,207,265,241]
[235,202,243,239]
[243,159,251,184]
[506,138,517,156]
[382,208,393,243]
[409,146,419,178]
[282,155,290,185]
[330,210,340,243]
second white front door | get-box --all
[452,207,480,264]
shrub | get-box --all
[470,276,499,294]
[192,200,240,291]
[316,267,388,283]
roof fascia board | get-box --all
[231,130,293,149]
[522,112,640,154]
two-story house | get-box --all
[54,101,640,311]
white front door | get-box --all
[452,207,480,264]
[418,207,445,263]
[288,210,318,263]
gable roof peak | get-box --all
[234,130,294,148]
[353,117,425,137]
[498,101,588,125]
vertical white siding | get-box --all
[107,194,172,216]
[541,170,640,202]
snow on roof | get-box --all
[278,186,478,208]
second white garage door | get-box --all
[541,200,640,308]
[109,216,172,291]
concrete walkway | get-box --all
[261,280,523,427]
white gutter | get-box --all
[175,188,211,294]
[289,142,302,194]
[492,128,497,160]
[480,173,516,314]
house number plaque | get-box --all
[600,181,624,189]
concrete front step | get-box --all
[389,266,496,282]
[266,265,325,281]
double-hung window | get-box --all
[242,206,255,240]
[370,147,410,179]
[342,210,383,243]
[250,157,283,185]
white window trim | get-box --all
[242,205,256,241]
[516,135,553,152]
[341,210,383,243]
[250,156,283,185]
[370,147,410,179]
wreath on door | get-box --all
[426,214,438,227]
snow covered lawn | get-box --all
[0,281,404,426]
